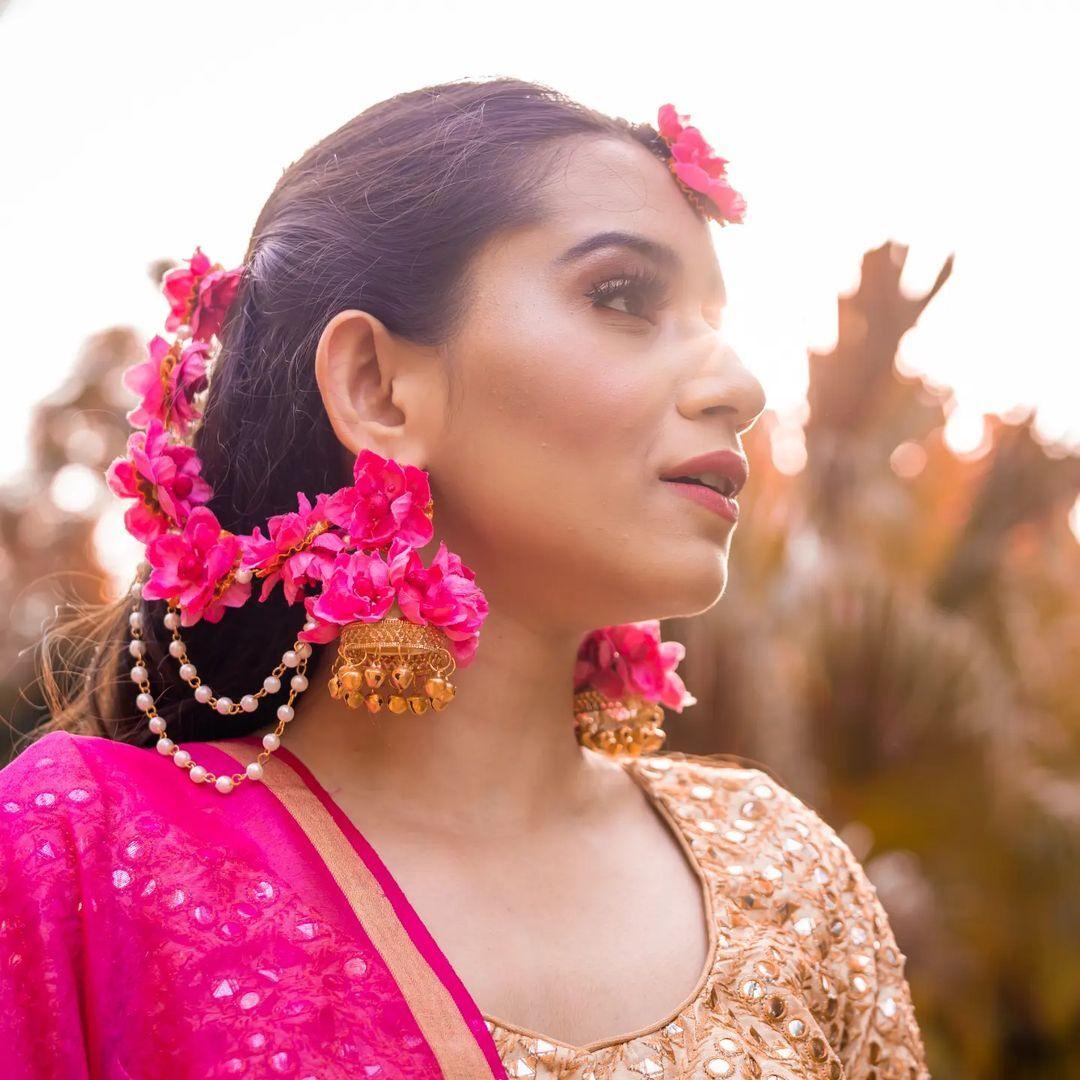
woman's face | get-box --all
[326,134,767,637]
[420,135,767,635]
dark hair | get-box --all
[30,76,680,751]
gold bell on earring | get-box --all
[572,689,667,757]
[329,616,457,716]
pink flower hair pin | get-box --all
[656,103,747,226]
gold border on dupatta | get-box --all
[207,739,496,1080]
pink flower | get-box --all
[574,620,696,712]
[387,537,488,666]
[122,334,210,433]
[162,246,242,342]
[141,506,251,627]
[298,548,398,645]
[656,104,746,226]
[323,448,434,549]
[298,614,343,646]
[190,265,242,342]
[240,492,346,605]
[162,247,212,329]
[105,419,213,543]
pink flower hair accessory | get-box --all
[656,103,747,226]
[122,334,211,434]
[113,246,491,795]
[239,491,345,605]
[162,245,243,342]
[105,419,212,544]
[140,505,252,627]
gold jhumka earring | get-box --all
[572,690,667,757]
[327,618,457,715]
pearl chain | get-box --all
[127,577,313,794]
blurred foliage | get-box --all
[0,326,142,739]
[0,259,175,743]
[2,243,1078,1076]
[665,242,1080,1077]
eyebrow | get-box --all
[554,230,726,306]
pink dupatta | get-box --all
[0,730,507,1079]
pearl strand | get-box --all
[127,578,315,794]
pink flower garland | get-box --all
[161,245,241,341]
[109,242,694,702]
[240,491,345,605]
[122,335,210,434]
[105,419,212,543]
[140,505,251,627]
[107,247,491,666]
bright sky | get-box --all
[2,0,1078,495]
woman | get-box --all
[0,78,930,1078]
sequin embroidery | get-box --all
[485,752,931,1079]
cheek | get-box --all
[430,287,679,608]
[456,293,662,470]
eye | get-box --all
[585,266,667,321]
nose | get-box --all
[676,340,767,435]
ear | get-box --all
[314,309,432,470]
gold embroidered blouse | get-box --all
[484,752,931,1080]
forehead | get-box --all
[544,136,697,219]
[525,136,724,287]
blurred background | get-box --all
[1,1,1077,1075]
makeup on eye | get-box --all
[585,265,670,320]
[556,230,727,312]
[583,266,724,330]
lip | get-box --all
[662,478,739,523]
[659,449,749,496]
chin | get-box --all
[640,555,730,623]
[681,571,730,618]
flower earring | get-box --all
[571,622,697,757]
[303,473,487,716]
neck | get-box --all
[255,607,617,835]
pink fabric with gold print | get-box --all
[0,730,506,1079]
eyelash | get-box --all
[585,266,668,321]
